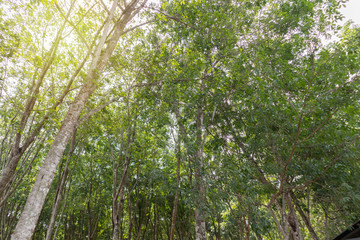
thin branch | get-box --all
[276,55,316,202]
[76,97,119,128]
[121,20,155,36]
[298,108,339,145]
[99,0,110,14]
[55,1,91,51]
[311,71,360,104]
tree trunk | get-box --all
[11,1,143,238]
[112,122,136,240]
[112,153,133,240]
[11,78,97,240]
[170,133,181,240]
[45,132,76,240]
[45,165,69,240]
[0,15,67,199]
[285,192,303,240]
[291,191,319,240]
[194,187,206,240]
[128,191,134,240]
[194,78,207,240]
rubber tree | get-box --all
[11,0,147,239]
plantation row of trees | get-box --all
[0,0,360,239]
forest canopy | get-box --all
[0,0,360,239]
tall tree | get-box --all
[11,0,148,239]
[0,0,359,239]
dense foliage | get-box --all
[0,0,359,239]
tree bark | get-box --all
[45,132,76,240]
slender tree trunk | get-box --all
[170,54,217,240]
[0,200,21,240]
[11,1,144,238]
[323,206,329,240]
[53,169,73,240]
[194,81,207,240]
[112,123,136,240]
[87,195,93,239]
[128,192,133,240]
[194,153,206,240]
[170,134,181,240]
[112,152,132,240]
[268,202,287,239]
[154,200,158,240]
[135,194,145,240]
[281,193,290,240]
[170,179,180,240]
[141,212,151,240]
[45,165,69,240]
[216,214,222,240]
[285,192,303,240]
[291,192,319,240]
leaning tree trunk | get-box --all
[45,132,76,240]
[11,1,145,238]
[10,74,97,240]
[0,13,67,199]
[291,191,319,240]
